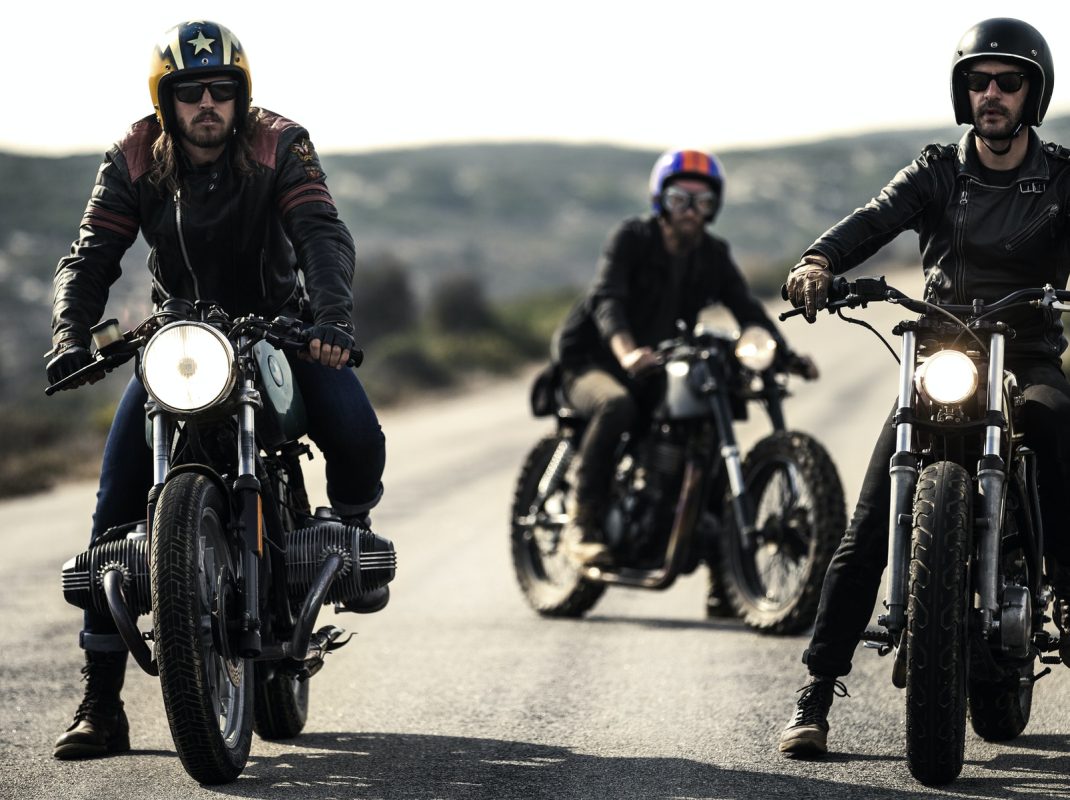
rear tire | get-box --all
[254,664,309,740]
[717,431,845,634]
[152,473,253,785]
[905,461,971,786]
[968,662,1033,741]
[510,435,605,617]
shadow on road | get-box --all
[200,731,1070,800]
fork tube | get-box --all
[977,332,1007,635]
[884,330,917,634]
[235,368,264,656]
[146,400,169,537]
[709,391,753,536]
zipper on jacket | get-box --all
[174,188,202,302]
[1004,202,1060,252]
[953,185,970,304]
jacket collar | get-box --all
[957,127,1049,182]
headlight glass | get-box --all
[735,325,777,372]
[915,349,978,405]
[142,322,236,412]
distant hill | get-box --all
[5,115,1070,397]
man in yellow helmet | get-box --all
[47,20,387,760]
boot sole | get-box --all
[53,735,130,760]
[779,731,828,757]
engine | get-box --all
[62,526,151,615]
[286,521,397,604]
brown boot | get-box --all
[561,497,611,568]
[778,674,848,757]
[53,651,130,760]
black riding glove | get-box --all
[46,344,94,388]
[305,320,355,353]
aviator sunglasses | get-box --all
[662,185,717,215]
[172,79,240,104]
[962,70,1026,93]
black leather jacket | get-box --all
[51,110,355,350]
[807,128,1070,356]
[554,216,787,381]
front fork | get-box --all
[882,331,1007,639]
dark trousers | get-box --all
[803,357,1070,678]
[81,358,385,650]
[562,367,638,513]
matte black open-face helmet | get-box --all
[951,17,1053,127]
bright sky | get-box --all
[6,1,1070,157]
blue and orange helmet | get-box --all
[149,20,252,133]
[649,149,725,222]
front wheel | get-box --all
[717,431,845,634]
[905,461,972,786]
[151,473,253,785]
[510,435,605,617]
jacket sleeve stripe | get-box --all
[278,182,335,215]
[83,209,139,241]
[281,193,336,215]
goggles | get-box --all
[662,186,717,216]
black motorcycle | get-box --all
[49,301,396,784]
[781,276,1070,785]
[510,323,845,633]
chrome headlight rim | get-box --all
[914,349,979,406]
[735,325,778,372]
[142,321,237,414]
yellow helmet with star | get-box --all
[149,20,252,132]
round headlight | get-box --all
[142,322,236,413]
[735,325,777,372]
[915,349,978,405]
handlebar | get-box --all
[46,312,364,396]
[778,277,1070,322]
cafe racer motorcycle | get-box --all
[49,300,396,785]
[510,322,846,633]
[781,276,1070,785]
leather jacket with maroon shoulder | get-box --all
[51,110,354,350]
[806,128,1070,356]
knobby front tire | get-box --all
[718,431,845,634]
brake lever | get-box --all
[45,349,135,396]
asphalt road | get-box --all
[3,273,1070,799]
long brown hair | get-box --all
[148,107,264,196]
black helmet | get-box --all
[951,18,1053,127]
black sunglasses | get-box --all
[962,70,1026,93]
[662,186,717,215]
[172,79,240,104]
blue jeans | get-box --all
[81,359,385,650]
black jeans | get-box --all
[81,357,385,651]
[803,357,1070,678]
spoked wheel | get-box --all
[151,472,253,784]
[510,435,605,617]
[718,431,845,634]
[905,461,972,786]
[254,663,310,740]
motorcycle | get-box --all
[49,300,396,784]
[510,322,846,633]
[780,276,1070,785]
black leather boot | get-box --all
[53,650,130,760]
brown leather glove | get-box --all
[786,255,833,323]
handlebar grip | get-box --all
[348,349,364,369]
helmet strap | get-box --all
[973,121,1024,156]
